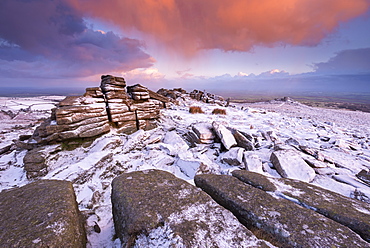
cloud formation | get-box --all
[314,47,370,74]
[0,0,154,80]
[70,0,370,54]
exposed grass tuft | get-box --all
[189,106,204,114]
[212,108,226,115]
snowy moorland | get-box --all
[1,95,370,247]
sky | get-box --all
[0,0,370,97]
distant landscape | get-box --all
[2,86,370,113]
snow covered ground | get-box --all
[1,95,370,247]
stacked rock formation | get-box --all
[31,75,168,144]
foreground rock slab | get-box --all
[0,180,86,247]
[111,170,273,248]
[232,170,370,242]
[195,174,369,248]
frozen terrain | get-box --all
[1,95,370,247]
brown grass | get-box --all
[189,106,204,114]
[212,108,227,115]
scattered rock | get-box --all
[111,170,271,247]
[195,174,370,248]
[270,149,316,182]
[191,123,215,144]
[243,152,264,173]
[0,180,86,247]
[221,147,244,166]
[162,131,189,156]
[0,144,14,156]
[356,169,370,187]
[284,138,300,149]
[23,147,48,178]
[212,121,237,150]
[301,154,328,168]
[333,174,370,189]
[231,129,254,151]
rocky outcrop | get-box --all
[232,170,370,242]
[22,75,168,178]
[0,180,86,247]
[111,170,273,247]
[29,75,167,145]
[156,88,227,106]
[189,89,225,105]
[195,173,370,248]
[157,88,187,100]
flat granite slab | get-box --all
[195,173,370,248]
[232,170,370,243]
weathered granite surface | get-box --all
[111,170,273,247]
[232,170,370,242]
[0,180,86,248]
[195,173,370,248]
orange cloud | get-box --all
[70,0,370,54]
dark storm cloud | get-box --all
[313,47,370,74]
[0,0,153,80]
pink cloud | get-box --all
[69,0,370,54]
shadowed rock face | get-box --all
[232,170,370,243]
[111,169,273,248]
[0,180,86,247]
[194,173,370,248]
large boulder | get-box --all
[232,170,370,242]
[195,174,370,248]
[0,180,86,247]
[111,170,272,247]
[270,149,316,182]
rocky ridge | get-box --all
[0,77,370,247]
